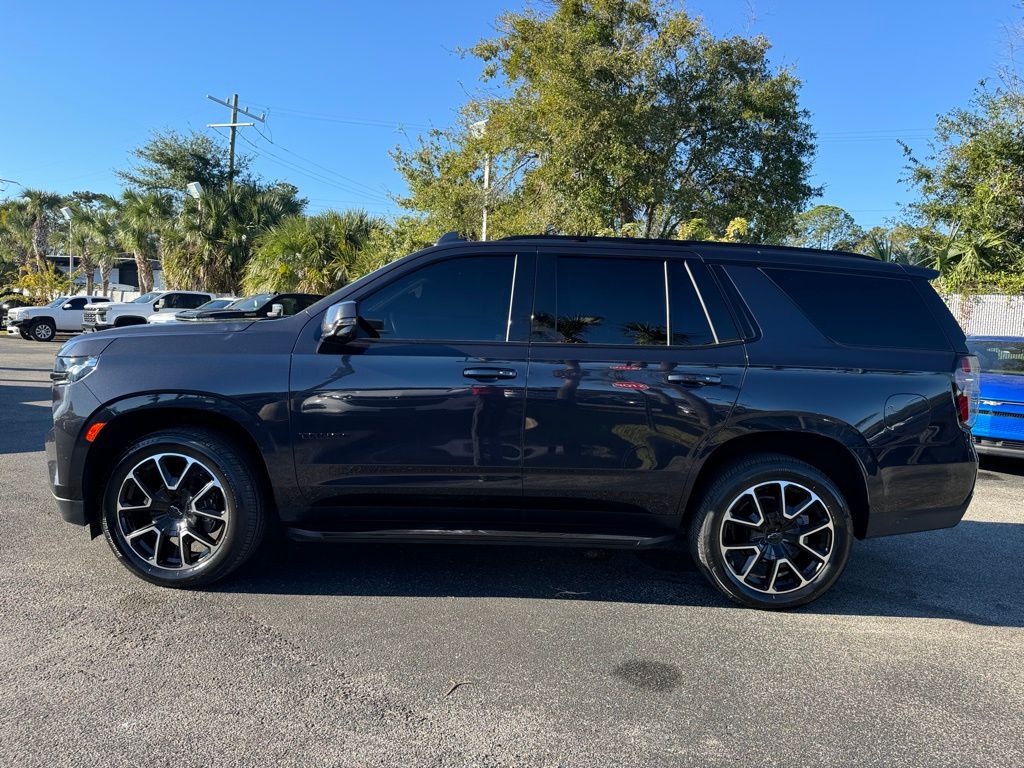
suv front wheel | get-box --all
[101,428,267,587]
[689,453,853,609]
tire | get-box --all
[29,318,56,342]
[688,453,853,610]
[18,327,31,340]
[101,428,268,588]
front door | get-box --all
[523,249,746,535]
[289,248,535,528]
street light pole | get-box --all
[60,206,74,282]
[470,119,490,242]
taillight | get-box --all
[954,355,980,428]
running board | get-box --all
[285,527,674,549]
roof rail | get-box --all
[436,231,466,245]
[497,233,875,260]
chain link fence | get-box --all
[943,294,1024,337]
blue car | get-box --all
[966,335,1024,457]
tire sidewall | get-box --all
[30,320,55,341]
[696,460,854,610]
[101,433,246,586]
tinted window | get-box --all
[668,262,731,346]
[766,268,950,350]
[688,262,740,342]
[967,340,1024,375]
[176,293,210,309]
[362,255,515,341]
[533,256,666,345]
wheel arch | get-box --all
[112,315,147,327]
[683,430,874,539]
[80,395,284,536]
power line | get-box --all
[234,130,393,204]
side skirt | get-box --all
[285,527,675,549]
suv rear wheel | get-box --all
[688,453,853,609]
[101,428,267,587]
[29,318,56,341]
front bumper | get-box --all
[974,437,1024,458]
[53,492,87,525]
[80,321,113,333]
[46,380,104,529]
[6,319,26,334]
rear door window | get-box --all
[765,268,950,350]
[532,256,667,345]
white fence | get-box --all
[943,294,1024,337]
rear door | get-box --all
[522,247,746,534]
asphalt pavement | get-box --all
[1,335,1021,767]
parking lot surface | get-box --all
[1,335,1022,767]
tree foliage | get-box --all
[787,205,865,251]
[243,210,381,295]
[902,80,1024,289]
[394,0,817,241]
[116,129,251,193]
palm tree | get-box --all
[166,183,303,293]
[75,205,120,295]
[0,199,33,271]
[115,190,172,292]
[21,189,62,271]
[243,210,379,294]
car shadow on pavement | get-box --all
[219,519,1024,628]
[979,455,1024,477]
[0,383,52,455]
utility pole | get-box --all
[206,94,265,186]
[481,153,490,242]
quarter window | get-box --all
[765,268,950,350]
[361,255,516,342]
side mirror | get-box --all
[62,302,73,310]
[267,303,285,318]
[153,299,165,310]
[321,301,359,343]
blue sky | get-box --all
[0,0,1018,229]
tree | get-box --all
[64,191,117,295]
[162,182,304,292]
[0,199,33,273]
[79,207,121,295]
[787,205,864,251]
[115,190,172,293]
[394,0,817,241]
[20,189,63,270]
[243,210,380,294]
[117,129,249,193]
[902,80,1024,287]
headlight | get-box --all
[50,355,99,385]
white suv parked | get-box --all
[82,290,213,332]
[6,295,111,341]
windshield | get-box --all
[226,293,273,311]
[132,291,162,304]
[968,340,1024,375]
[195,299,234,311]
[47,296,69,308]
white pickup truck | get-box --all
[82,290,213,331]
[6,295,111,341]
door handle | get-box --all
[667,372,722,386]
[463,367,518,380]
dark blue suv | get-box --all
[46,235,979,609]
